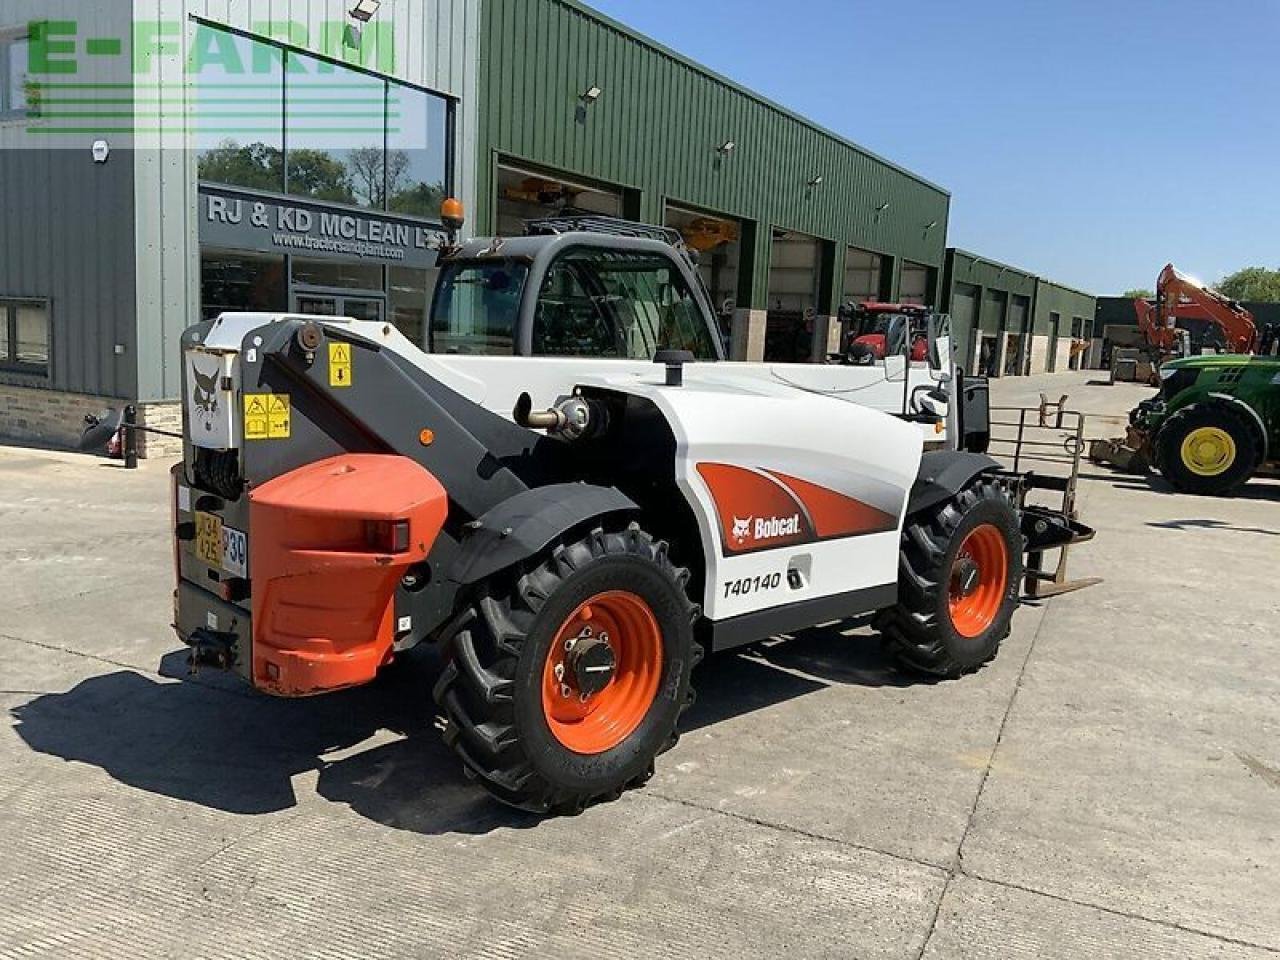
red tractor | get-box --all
[840,302,932,366]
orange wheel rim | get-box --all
[948,524,1009,638]
[542,591,664,755]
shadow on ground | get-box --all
[1148,517,1280,537]
[11,625,918,833]
[1084,462,1280,503]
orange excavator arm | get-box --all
[1138,264,1258,355]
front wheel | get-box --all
[1155,403,1261,497]
[433,524,699,814]
[875,477,1023,678]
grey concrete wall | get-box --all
[1028,334,1050,375]
[0,1,138,400]
[0,149,139,400]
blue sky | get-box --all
[586,0,1279,294]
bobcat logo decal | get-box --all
[731,516,753,546]
[190,360,220,432]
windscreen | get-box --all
[429,261,530,355]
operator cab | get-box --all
[429,218,725,362]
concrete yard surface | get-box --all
[1,372,1277,959]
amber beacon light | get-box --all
[441,198,466,235]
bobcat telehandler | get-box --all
[136,208,1094,813]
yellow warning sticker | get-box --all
[244,394,269,441]
[329,342,352,388]
[267,394,291,439]
[244,393,291,440]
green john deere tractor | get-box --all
[1129,354,1280,496]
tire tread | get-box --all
[433,524,698,813]
[875,478,1022,678]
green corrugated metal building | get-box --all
[1033,279,1096,373]
[940,249,1038,377]
[476,0,951,361]
[938,249,1097,376]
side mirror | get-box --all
[884,354,908,382]
[79,408,124,452]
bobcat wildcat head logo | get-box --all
[731,516,753,545]
[190,360,220,432]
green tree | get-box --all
[346,148,412,208]
[197,141,284,192]
[285,149,355,204]
[1122,288,1153,300]
[1217,267,1280,302]
[389,180,447,219]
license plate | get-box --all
[195,511,247,578]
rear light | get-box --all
[365,519,410,554]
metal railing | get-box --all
[987,394,1100,600]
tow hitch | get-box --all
[186,628,237,672]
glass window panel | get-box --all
[286,51,385,208]
[14,303,49,365]
[193,26,284,193]
[387,85,449,219]
[533,258,615,357]
[0,306,9,357]
[389,265,436,348]
[8,37,30,112]
[291,257,383,291]
[430,262,528,355]
[534,250,717,360]
[200,251,286,321]
[342,298,384,323]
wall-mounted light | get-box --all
[876,202,891,214]
[924,220,938,230]
[349,0,382,22]
[718,140,736,156]
[581,85,603,105]
[807,175,824,188]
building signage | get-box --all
[198,186,444,269]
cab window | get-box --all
[430,261,528,355]
[532,249,717,360]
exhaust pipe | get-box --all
[513,393,607,441]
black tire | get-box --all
[432,523,700,814]
[1155,403,1261,497]
[875,477,1023,678]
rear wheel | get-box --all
[433,524,699,814]
[875,477,1023,678]
[1156,403,1261,496]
